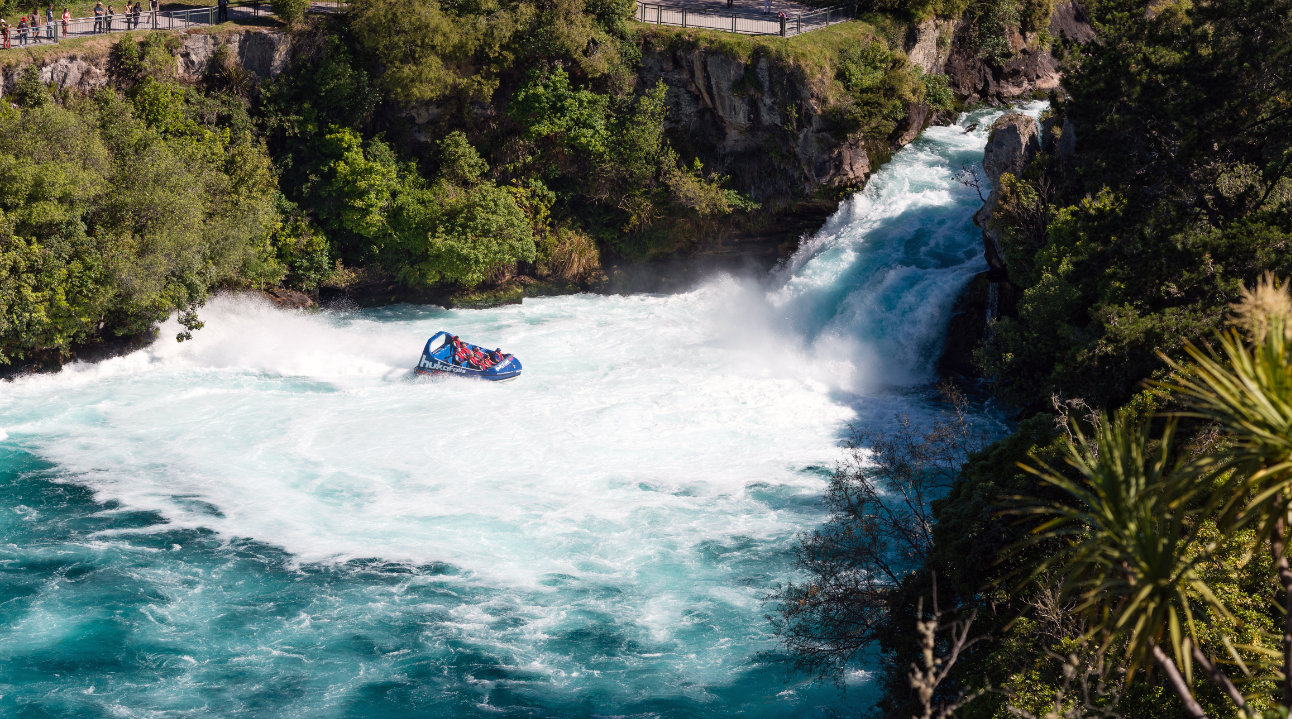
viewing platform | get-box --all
[634,0,854,36]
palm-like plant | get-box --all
[1016,413,1228,719]
[1011,275,1292,719]
[1159,274,1292,709]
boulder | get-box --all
[973,113,1039,274]
[893,102,932,147]
[262,288,316,309]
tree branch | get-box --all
[1189,639,1248,716]
[1152,644,1208,719]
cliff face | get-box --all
[0,29,290,98]
[636,48,871,205]
[975,112,1040,274]
[943,1,1093,105]
[939,109,1080,376]
[629,3,1092,208]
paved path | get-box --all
[634,0,850,36]
[0,2,345,50]
[652,0,817,15]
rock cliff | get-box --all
[0,29,290,98]
[939,113,1039,376]
[974,112,1040,274]
[942,0,1093,105]
[940,107,1082,377]
[636,47,871,206]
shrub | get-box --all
[271,0,309,23]
[11,66,51,109]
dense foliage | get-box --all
[772,1,1292,717]
[0,47,278,363]
[976,0,1292,408]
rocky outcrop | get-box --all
[906,17,957,75]
[942,1,1093,105]
[1049,1,1096,44]
[974,113,1039,274]
[635,47,865,205]
[37,56,112,93]
[260,288,316,309]
[0,28,289,98]
[176,30,291,80]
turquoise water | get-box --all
[0,104,1037,718]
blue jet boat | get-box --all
[415,331,522,381]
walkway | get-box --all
[634,0,852,36]
[0,2,344,49]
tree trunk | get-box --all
[1152,645,1208,719]
[1271,514,1292,710]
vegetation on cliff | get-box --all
[771,0,1292,717]
[0,0,983,363]
[0,51,276,361]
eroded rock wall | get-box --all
[974,112,1040,274]
[0,29,290,98]
[942,1,1092,105]
[636,47,870,206]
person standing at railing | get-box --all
[45,5,54,41]
[61,7,69,36]
[128,2,136,28]
[105,3,114,31]
[149,0,157,28]
[93,1,104,32]
[1,19,9,49]
[217,0,228,22]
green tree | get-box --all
[386,181,536,287]
[271,0,309,23]
[1011,276,1292,718]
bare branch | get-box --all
[909,578,992,719]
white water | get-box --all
[0,103,1039,718]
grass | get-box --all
[634,14,909,71]
[633,14,913,105]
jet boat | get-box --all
[415,331,522,381]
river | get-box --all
[0,102,1041,718]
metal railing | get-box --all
[634,1,853,36]
[0,2,346,48]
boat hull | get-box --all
[415,332,522,381]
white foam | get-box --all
[0,104,1036,707]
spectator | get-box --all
[150,0,157,28]
[45,5,54,41]
[217,0,227,22]
[60,7,68,37]
[105,3,113,31]
[17,16,26,45]
[93,1,104,32]
[1,19,9,50]
[128,1,136,28]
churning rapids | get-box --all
[0,103,1039,718]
